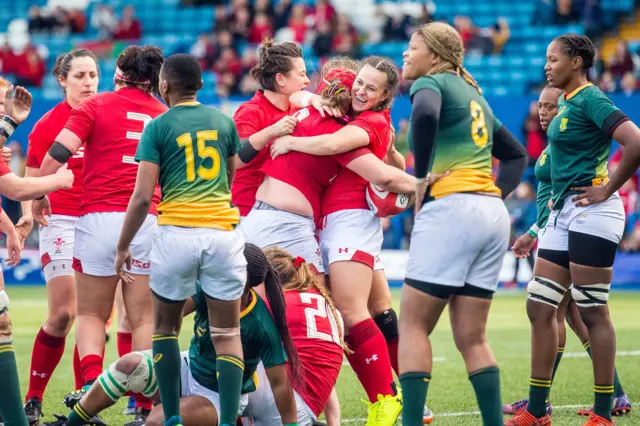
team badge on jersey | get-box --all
[539,153,547,166]
[557,105,567,115]
[559,117,568,132]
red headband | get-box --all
[293,256,305,269]
[114,66,150,85]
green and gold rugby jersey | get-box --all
[188,286,287,394]
[409,73,502,200]
[135,102,241,230]
[534,147,552,229]
[546,84,625,208]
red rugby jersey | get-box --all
[232,91,291,216]
[321,110,391,216]
[64,87,166,215]
[27,100,83,216]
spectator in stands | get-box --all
[90,5,117,40]
[588,48,605,83]
[489,18,510,54]
[216,29,234,51]
[190,34,217,69]
[312,0,336,30]
[582,0,603,38]
[214,47,242,77]
[113,5,142,40]
[414,3,434,27]
[383,12,412,41]
[454,16,474,48]
[213,4,230,32]
[609,40,635,79]
[248,13,273,45]
[531,0,555,25]
[367,5,388,43]
[522,101,546,165]
[553,0,579,25]
[274,0,293,31]
[1,38,46,87]
[312,20,333,58]
[231,6,252,44]
[598,70,616,93]
[253,0,274,22]
[287,3,308,44]
[610,147,639,218]
[332,13,359,55]
[28,7,56,34]
[620,72,637,96]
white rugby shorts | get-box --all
[241,362,316,426]
[180,351,249,426]
[39,214,78,279]
[318,209,383,270]
[73,212,157,276]
[150,226,246,302]
[539,192,626,252]
[405,194,510,292]
[240,203,324,273]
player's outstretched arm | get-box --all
[39,129,83,177]
[264,363,298,425]
[346,153,416,194]
[0,85,32,149]
[115,161,159,281]
[0,169,74,201]
[270,125,370,159]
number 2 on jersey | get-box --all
[176,131,221,181]
[470,100,488,148]
[300,293,342,345]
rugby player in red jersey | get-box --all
[13,50,98,424]
[232,39,310,220]
[241,68,414,280]
[36,47,166,421]
[270,57,407,425]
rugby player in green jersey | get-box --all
[399,22,527,426]
[508,34,640,426]
[46,244,299,426]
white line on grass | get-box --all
[342,357,446,366]
[341,402,639,422]
[564,350,640,358]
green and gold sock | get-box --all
[67,402,92,426]
[584,341,592,357]
[0,342,28,426]
[594,384,614,421]
[152,334,182,424]
[399,372,431,426]
[469,367,502,426]
[550,346,564,383]
[217,355,244,426]
[527,377,552,418]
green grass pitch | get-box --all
[6,286,640,425]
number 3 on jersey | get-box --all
[176,131,221,182]
[300,293,342,345]
[470,100,488,148]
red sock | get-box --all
[117,332,133,357]
[73,345,83,389]
[387,337,399,377]
[26,328,66,402]
[80,354,104,384]
[345,318,395,402]
[135,394,153,411]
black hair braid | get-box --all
[555,34,596,72]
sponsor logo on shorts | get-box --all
[153,354,163,364]
[131,259,151,269]
[338,247,349,254]
[53,238,65,254]
[197,327,207,337]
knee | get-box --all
[578,307,608,330]
[0,313,12,342]
[526,299,557,324]
[453,328,486,355]
[145,407,164,425]
[47,308,76,333]
[373,309,399,341]
[115,353,143,375]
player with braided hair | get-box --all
[507,34,640,426]
[399,22,528,426]
[45,244,299,426]
[242,247,347,426]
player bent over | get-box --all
[49,244,299,426]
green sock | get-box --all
[216,355,245,426]
[0,342,28,426]
[67,403,92,426]
[469,367,502,426]
[613,367,625,397]
[152,334,182,424]
[550,346,565,383]
[584,341,592,357]
[594,384,614,421]
[399,372,431,426]
[527,377,552,418]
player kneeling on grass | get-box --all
[47,244,300,426]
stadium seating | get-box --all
[2,0,635,98]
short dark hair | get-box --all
[116,45,164,96]
[249,39,303,92]
[162,53,203,95]
[554,34,596,73]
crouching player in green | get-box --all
[46,244,300,426]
